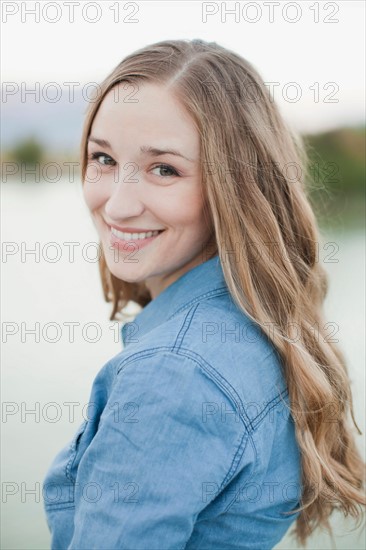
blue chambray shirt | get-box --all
[43,255,302,549]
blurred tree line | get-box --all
[303,126,365,229]
[12,136,44,165]
[2,126,365,229]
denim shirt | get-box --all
[43,255,302,549]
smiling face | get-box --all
[83,82,216,299]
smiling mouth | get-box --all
[109,226,166,251]
[110,227,164,240]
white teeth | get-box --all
[111,228,162,240]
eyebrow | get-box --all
[88,136,195,163]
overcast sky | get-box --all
[1,0,365,133]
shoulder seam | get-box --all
[168,286,229,321]
[115,346,254,430]
[115,345,287,432]
[171,303,200,353]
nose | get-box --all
[104,163,145,222]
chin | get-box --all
[106,264,146,284]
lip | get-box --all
[108,223,165,233]
[109,226,165,252]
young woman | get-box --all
[43,39,365,549]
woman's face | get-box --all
[83,82,216,299]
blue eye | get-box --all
[151,164,180,178]
[89,152,116,166]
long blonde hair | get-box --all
[80,39,365,546]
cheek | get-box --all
[156,189,206,228]
[82,180,108,213]
[182,190,211,231]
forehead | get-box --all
[91,82,200,154]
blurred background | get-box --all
[1,1,365,548]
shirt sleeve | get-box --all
[67,350,249,549]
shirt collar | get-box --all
[121,254,228,347]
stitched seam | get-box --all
[117,347,177,373]
[251,388,289,429]
[175,348,255,431]
[64,421,88,485]
[121,288,229,352]
[172,303,200,353]
[116,346,286,434]
[220,429,251,489]
[116,347,255,432]
[44,503,75,511]
[219,394,290,514]
[168,286,229,320]
[222,436,259,514]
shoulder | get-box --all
[103,348,256,490]
[112,347,246,433]
[113,289,288,430]
[138,291,288,406]
[179,296,288,404]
